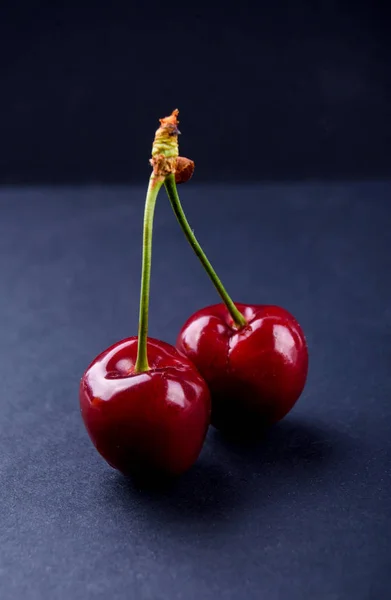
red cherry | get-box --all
[176,303,308,433]
[80,337,211,477]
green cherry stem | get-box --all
[134,175,164,373]
[164,173,247,328]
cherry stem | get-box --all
[164,174,247,328]
[134,175,164,373]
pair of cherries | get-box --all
[80,111,308,479]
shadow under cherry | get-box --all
[103,416,347,529]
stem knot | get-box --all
[150,109,180,178]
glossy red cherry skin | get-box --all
[176,303,308,434]
[80,337,211,477]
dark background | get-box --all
[1,3,391,600]
[0,1,390,184]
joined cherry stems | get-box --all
[134,109,247,374]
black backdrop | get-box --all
[1,1,390,184]
[2,4,391,599]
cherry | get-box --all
[80,110,210,477]
[176,303,308,433]
[163,173,309,436]
[80,337,210,477]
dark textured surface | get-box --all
[1,183,390,599]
